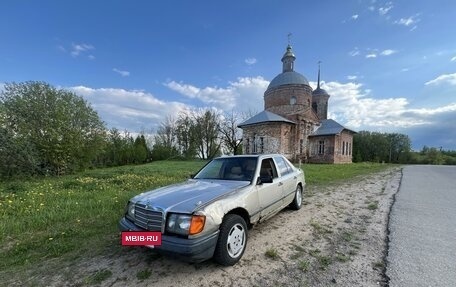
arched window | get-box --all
[290,96,297,105]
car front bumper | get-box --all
[118,217,219,263]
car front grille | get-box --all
[134,203,163,232]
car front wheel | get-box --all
[213,214,248,266]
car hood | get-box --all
[131,179,250,214]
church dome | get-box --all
[267,71,309,89]
[312,87,329,97]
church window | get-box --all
[342,141,345,155]
[259,137,264,153]
[300,139,303,154]
[349,142,352,156]
[318,140,325,155]
[246,139,250,154]
[312,102,318,113]
[345,142,349,156]
[290,96,297,105]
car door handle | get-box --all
[278,182,283,186]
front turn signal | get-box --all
[189,215,206,235]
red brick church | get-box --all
[239,44,355,163]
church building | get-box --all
[238,44,356,163]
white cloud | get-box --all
[366,53,377,58]
[380,49,397,56]
[70,43,94,57]
[347,75,358,80]
[351,14,359,20]
[425,73,456,86]
[349,48,360,56]
[308,81,455,137]
[245,58,257,65]
[68,86,190,131]
[164,76,268,111]
[113,68,130,77]
[88,55,96,60]
[378,2,393,15]
[451,56,456,62]
[394,15,420,29]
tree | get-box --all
[175,112,197,159]
[133,134,150,164]
[192,109,221,160]
[0,81,106,176]
[219,110,243,155]
[151,116,179,160]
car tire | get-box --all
[213,214,248,266]
[290,184,303,210]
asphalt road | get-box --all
[386,165,456,287]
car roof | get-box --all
[215,154,284,160]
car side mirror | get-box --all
[257,175,273,185]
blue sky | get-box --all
[1,0,455,150]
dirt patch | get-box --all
[9,168,402,287]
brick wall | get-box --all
[264,84,313,115]
[308,131,354,163]
[242,122,296,159]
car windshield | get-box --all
[194,157,258,181]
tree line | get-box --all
[352,131,412,163]
[352,131,456,165]
[1,81,454,178]
[151,109,244,160]
[0,81,245,177]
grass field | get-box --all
[0,160,392,279]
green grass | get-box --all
[335,252,350,262]
[298,260,310,272]
[310,220,333,235]
[84,269,113,285]
[0,161,392,281]
[367,201,379,210]
[0,160,206,276]
[136,269,152,280]
[265,247,279,260]
[301,162,393,185]
[316,255,332,270]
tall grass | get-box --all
[0,161,206,273]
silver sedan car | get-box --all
[119,154,305,265]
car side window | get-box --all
[260,158,278,179]
[274,156,291,176]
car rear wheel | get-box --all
[213,214,247,266]
[290,184,303,210]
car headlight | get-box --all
[166,213,206,236]
[127,202,135,218]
